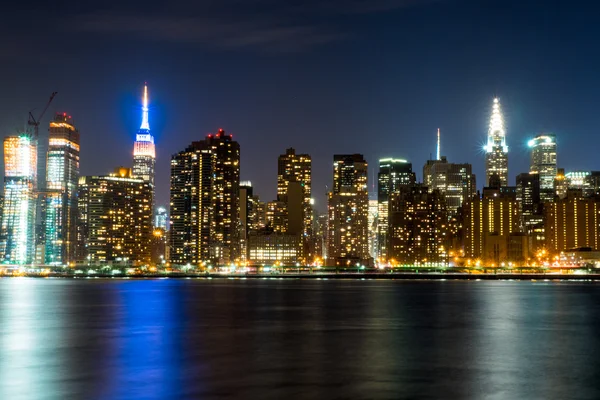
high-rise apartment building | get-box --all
[545,191,600,253]
[76,168,153,264]
[132,84,156,192]
[169,129,240,265]
[529,134,557,202]
[377,158,415,260]
[1,135,37,264]
[388,185,449,266]
[44,113,80,264]
[463,190,521,262]
[277,148,312,237]
[484,98,508,186]
[328,154,370,265]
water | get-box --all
[0,278,599,399]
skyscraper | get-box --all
[328,154,370,265]
[277,148,312,255]
[169,129,240,265]
[388,185,449,266]
[132,84,156,191]
[44,113,80,264]
[377,158,415,260]
[1,135,37,264]
[169,144,213,265]
[77,168,153,264]
[423,157,476,216]
[529,134,557,201]
[484,98,508,186]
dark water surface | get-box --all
[1,278,599,399]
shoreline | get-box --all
[3,272,600,281]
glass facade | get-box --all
[1,136,37,264]
[44,114,80,264]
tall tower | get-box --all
[44,113,80,264]
[1,135,37,264]
[277,148,312,258]
[377,158,415,260]
[528,134,557,201]
[328,154,370,265]
[484,98,508,186]
[133,83,156,190]
[169,129,240,266]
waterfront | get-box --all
[1,279,599,399]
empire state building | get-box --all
[133,83,156,190]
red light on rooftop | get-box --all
[63,112,66,116]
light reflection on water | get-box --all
[0,279,599,399]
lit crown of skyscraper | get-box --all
[485,98,507,152]
[134,83,155,158]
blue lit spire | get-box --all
[140,83,150,131]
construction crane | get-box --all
[27,91,58,138]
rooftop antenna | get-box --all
[437,128,441,161]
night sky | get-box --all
[2,0,599,212]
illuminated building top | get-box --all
[484,98,509,186]
[133,83,156,188]
[134,83,155,157]
[140,83,150,131]
[485,98,507,153]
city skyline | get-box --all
[0,88,582,214]
[2,0,600,213]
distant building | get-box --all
[528,134,557,202]
[314,214,328,262]
[169,129,240,265]
[463,189,521,262]
[368,199,378,260]
[563,170,600,198]
[44,113,80,264]
[484,98,508,186]
[423,156,475,216]
[239,182,265,261]
[388,185,449,266]
[77,168,153,265]
[1,135,37,264]
[516,173,544,252]
[377,158,415,260]
[554,168,568,199]
[155,207,168,230]
[248,231,302,266]
[545,191,600,253]
[328,154,370,266]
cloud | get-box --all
[76,13,343,52]
[72,0,441,52]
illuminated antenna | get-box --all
[140,82,150,131]
[436,128,441,161]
